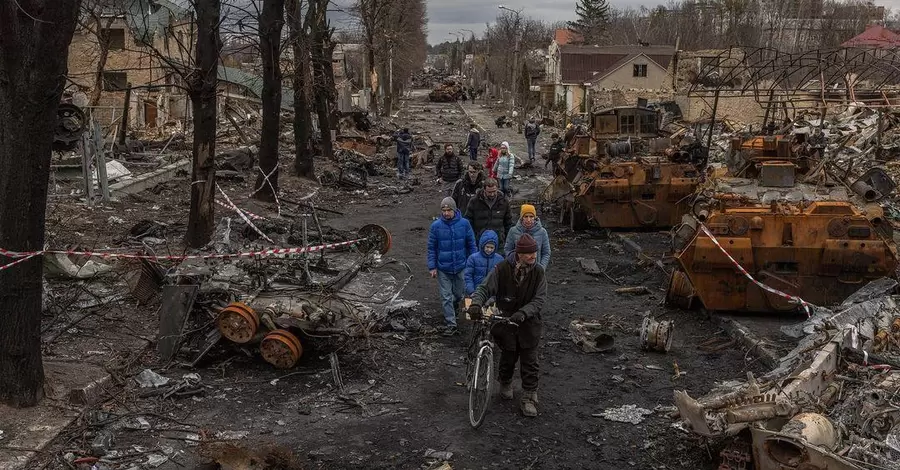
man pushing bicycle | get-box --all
[467,233,547,417]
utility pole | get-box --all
[389,39,394,113]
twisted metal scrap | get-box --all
[686,46,900,108]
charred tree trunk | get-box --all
[185,0,221,248]
[253,0,285,201]
[309,0,333,161]
[287,0,314,178]
[0,0,80,408]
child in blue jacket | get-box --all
[464,230,504,296]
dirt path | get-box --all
[32,93,764,470]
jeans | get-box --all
[469,146,478,161]
[397,150,410,177]
[442,181,456,197]
[437,270,465,327]
[526,138,537,160]
[499,178,511,197]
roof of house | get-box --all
[554,29,584,46]
[218,66,294,111]
[557,45,675,84]
[841,24,900,48]
[125,0,191,44]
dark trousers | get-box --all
[469,145,478,161]
[498,343,539,391]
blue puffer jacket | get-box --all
[464,230,504,294]
[427,210,477,274]
[493,153,515,180]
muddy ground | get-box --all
[24,91,786,470]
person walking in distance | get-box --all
[452,162,484,215]
[428,197,477,336]
[524,117,540,163]
[492,142,515,197]
[435,144,464,197]
[464,178,513,249]
[505,204,551,269]
[394,127,413,179]
[467,233,547,417]
[466,123,481,162]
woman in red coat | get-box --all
[485,146,499,179]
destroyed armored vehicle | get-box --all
[667,160,899,313]
[542,104,706,229]
[428,80,462,102]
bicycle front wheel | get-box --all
[468,344,494,428]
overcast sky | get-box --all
[420,0,900,45]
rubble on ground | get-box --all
[673,279,900,470]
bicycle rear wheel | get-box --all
[468,344,494,428]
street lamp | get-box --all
[498,5,523,115]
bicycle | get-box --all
[465,305,517,428]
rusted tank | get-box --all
[726,133,816,177]
[667,163,898,313]
[570,157,702,228]
[544,104,705,230]
[428,81,462,102]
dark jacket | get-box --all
[436,152,464,182]
[464,189,513,247]
[452,171,484,213]
[466,128,482,149]
[464,230,504,295]
[395,130,413,153]
[427,210,477,274]
[471,252,547,349]
[524,122,540,139]
[505,218,551,269]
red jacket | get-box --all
[485,148,499,179]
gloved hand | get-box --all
[509,311,526,324]
[467,304,483,321]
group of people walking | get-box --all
[423,120,550,419]
[396,117,551,418]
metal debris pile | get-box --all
[673,279,900,470]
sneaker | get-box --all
[442,326,458,337]
[499,382,514,400]
[521,391,538,417]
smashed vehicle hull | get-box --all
[569,158,702,229]
[668,200,898,312]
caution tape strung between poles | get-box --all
[0,238,368,269]
[699,224,814,317]
[215,199,266,221]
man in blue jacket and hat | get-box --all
[428,197,477,336]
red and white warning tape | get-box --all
[0,238,367,270]
[699,224,813,317]
[217,184,274,243]
[215,199,266,221]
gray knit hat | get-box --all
[441,197,457,211]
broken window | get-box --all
[621,115,636,134]
[633,64,647,77]
[102,71,128,91]
[104,28,125,50]
[640,114,656,134]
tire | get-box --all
[468,344,494,428]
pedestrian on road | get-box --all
[493,142,515,197]
[428,197,477,336]
[435,144,464,197]
[394,127,413,179]
[467,233,547,417]
[545,133,565,175]
[485,146,500,179]
[466,123,481,161]
[452,162,484,214]
[464,230,504,296]
[524,117,540,163]
[464,178,513,249]
[505,204,551,269]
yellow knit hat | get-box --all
[520,204,536,218]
